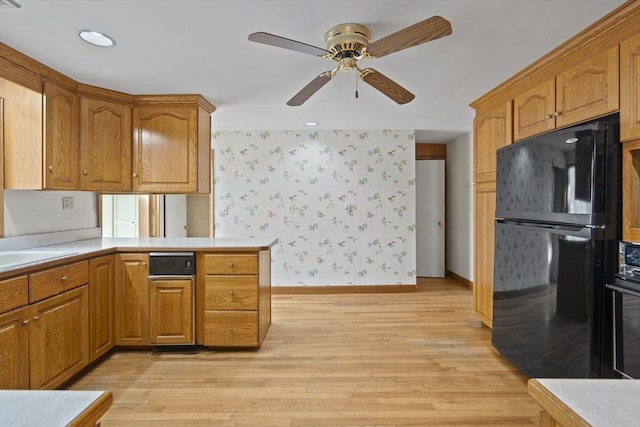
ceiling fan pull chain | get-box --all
[355,70,359,99]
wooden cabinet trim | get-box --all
[621,32,640,141]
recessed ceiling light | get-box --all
[79,30,116,47]
[305,121,319,126]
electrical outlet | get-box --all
[62,197,74,210]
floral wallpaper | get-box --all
[212,130,417,287]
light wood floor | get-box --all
[68,278,541,426]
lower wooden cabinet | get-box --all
[149,278,193,345]
[115,253,149,346]
[197,250,271,348]
[473,181,496,328]
[29,285,89,389]
[0,306,30,389]
[89,255,115,361]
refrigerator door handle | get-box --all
[495,219,599,239]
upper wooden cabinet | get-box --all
[621,32,640,142]
[80,96,132,192]
[1,77,43,190]
[514,46,619,141]
[43,80,80,190]
[473,100,512,183]
[132,96,214,194]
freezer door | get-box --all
[492,221,603,378]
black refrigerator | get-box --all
[491,113,621,378]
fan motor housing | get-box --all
[324,23,371,58]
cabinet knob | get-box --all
[82,169,88,175]
[132,172,138,178]
[228,263,234,269]
[48,165,54,172]
[552,111,561,117]
[22,319,30,326]
[60,275,68,281]
[33,316,40,322]
[545,114,553,119]
[228,326,234,333]
[228,290,234,296]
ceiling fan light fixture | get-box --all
[79,30,116,47]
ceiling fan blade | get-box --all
[367,16,452,58]
[287,73,333,106]
[248,32,329,56]
[360,68,415,104]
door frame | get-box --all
[415,143,447,276]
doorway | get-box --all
[415,144,446,278]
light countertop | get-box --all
[0,390,112,427]
[0,237,278,278]
[528,378,640,427]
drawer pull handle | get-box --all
[229,290,234,296]
[228,326,234,333]
[60,275,68,281]
[22,319,30,326]
[48,165,54,172]
[228,263,234,268]
[33,316,41,322]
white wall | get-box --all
[445,132,473,281]
[4,190,98,237]
[213,129,417,287]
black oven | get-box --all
[607,277,640,379]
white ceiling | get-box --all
[0,0,626,142]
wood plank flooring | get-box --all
[67,278,541,426]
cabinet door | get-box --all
[622,139,640,242]
[89,255,115,362]
[473,181,496,328]
[513,78,556,141]
[115,253,149,346]
[621,33,640,142]
[149,278,193,345]
[80,97,132,191]
[0,77,43,190]
[29,285,89,390]
[132,105,199,193]
[0,307,30,389]
[43,81,79,190]
[474,100,512,183]
[556,45,619,128]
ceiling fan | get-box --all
[248,16,452,106]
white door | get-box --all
[416,160,445,277]
[113,195,139,237]
[164,195,187,237]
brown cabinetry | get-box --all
[0,305,29,389]
[43,80,80,190]
[115,253,149,346]
[29,285,89,389]
[472,100,511,328]
[149,278,193,345]
[474,100,512,183]
[89,255,115,362]
[473,182,496,328]
[132,96,214,194]
[198,251,271,347]
[80,96,132,191]
[621,33,640,142]
[514,46,619,141]
[622,139,640,242]
[0,76,43,190]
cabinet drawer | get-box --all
[29,261,89,303]
[204,276,258,310]
[0,276,28,313]
[203,311,258,347]
[203,254,258,275]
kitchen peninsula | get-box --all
[0,236,276,390]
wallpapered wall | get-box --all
[212,130,417,286]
